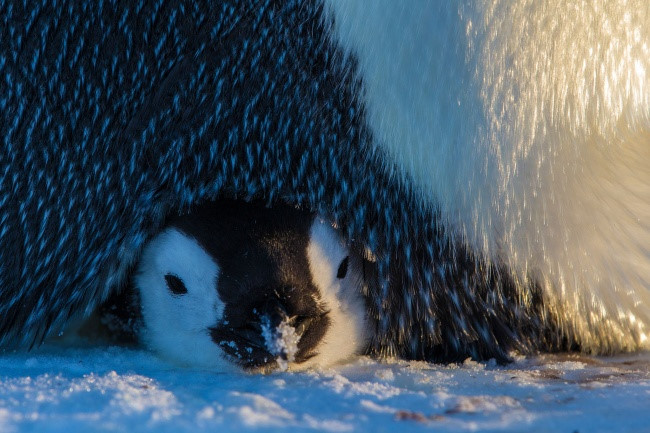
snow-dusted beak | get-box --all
[210,294,329,371]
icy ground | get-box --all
[0,345,648,433]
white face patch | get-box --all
[135,228,234,371]
[296,218,370,370]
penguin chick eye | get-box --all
[336,256,349,279]
[165,274,188,295]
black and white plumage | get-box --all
[135,200,369,370]
[1,1,648,363]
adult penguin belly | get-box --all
[325,1,650,354]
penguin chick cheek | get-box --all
[301,219,371,369]
[134,228,227,369]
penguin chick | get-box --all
[134,200,371,371]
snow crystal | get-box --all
[302,414,354,432]
[260,316,300,371]
[374,368,395,381]
[360,400,397,414]
[446,395,521,414]
[195,406,215,420]
[321,373,404,400]
[230,392,295,426]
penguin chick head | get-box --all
[134,200,371,372]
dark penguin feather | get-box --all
[0,0,556,361]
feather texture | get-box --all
[1,0,646,362]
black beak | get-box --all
[210,297,328,370]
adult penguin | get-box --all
[0,1,648,364]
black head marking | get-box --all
[165,274,188,295]
[170,199,330,368]
[336,256,349,279]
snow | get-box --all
[260,316,301,372]
[1,344,649,432]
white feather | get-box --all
[326,0,650,351]
[135,228,234,370]
[295,218,370,370]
